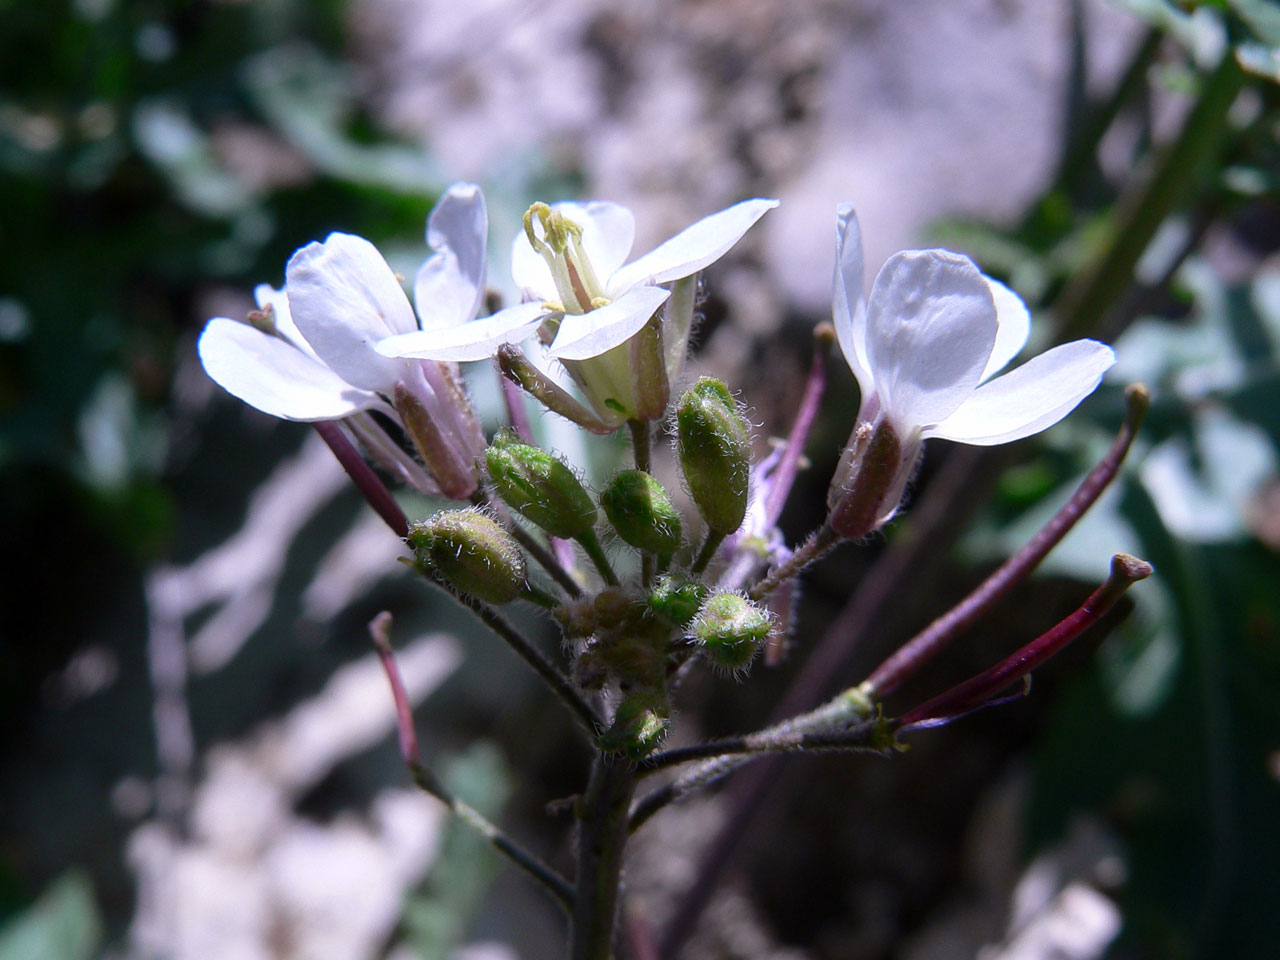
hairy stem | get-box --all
[571,755,637,960]
[370,613,573,909]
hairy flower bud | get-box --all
[407,508,526,605]
[486,434,597,539]
[676,378,751,535]
[600,470,682,557]
[600,687,671,759]
[648,575,708,627]
[691,592,772,671]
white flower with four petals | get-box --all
[827,204,1115,537]
[381,196,777,425]
[199,182,501,498]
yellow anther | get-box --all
[523,202,553,255]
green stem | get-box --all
[370,616,574,910]
[577,529,619,586]
[507,516,584,599]
[690,530,726,576]
[628,685,875,833]
[747,524,840,602]
[1053,52,1247,342]
[522,584,561,609]
[444,585,602,736]
[628,419,651,474]
[571,754,637,960]
[408,762,574,911]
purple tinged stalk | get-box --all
[501,370,536,443]
[764,324,832,526]
[313,421,409,538]
[896,553,1153,730]
[369,611,420,765]
[865,383,1149,697]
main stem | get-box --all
[572,753,637,960]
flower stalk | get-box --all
[897,553,1154,729]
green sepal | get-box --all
[600,470,682,557]
[486,433,597,539]
[407,508,527,605]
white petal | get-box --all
[926,339,1115,445]
[253,283,311,353]
[415,181,487,331]
[549,285,671,361]
[198,318,381,421]
[286,233,416,391]
[607,198,778,295]
[864,249,998,430]
[561,201,635,282]
[377,302,547,361]
[832,204,871,389]
[980,277,1032,381]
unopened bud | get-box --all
[601,470,682,557]
[648,575,708,627]
[486,434,597,539]
[676,378,750,535]
[600,687,670,759]
[691,593,771,671]
[407,508,526,604]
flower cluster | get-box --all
[200,181,1144,958]
[200,180,1119,679]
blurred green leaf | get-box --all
[0,872,101,960]
[401,742,513,960]
[243,45,445,196]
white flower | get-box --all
[383,196,776,427]
[827,205,1115,538]
[198,182,501,498]
[512,197,779,361]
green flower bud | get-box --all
[676,378,750,535]
[648,575,708,627]
[486,435,597,539]
[600,687,671,759]
[600,470,682,557]
[691,592,772,671]
[407,508,526,605]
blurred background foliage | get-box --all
[1,0,1279,958]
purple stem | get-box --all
[501,368,536,443]
[314,421,410,539]
[764,326,831,526]
[866,383,1149,698]
[369,611,421,765]
[897,553,1152,729]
